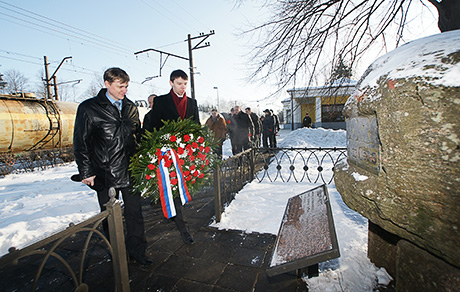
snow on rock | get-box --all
[348,29,460,106]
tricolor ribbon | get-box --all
[156,148,192,219]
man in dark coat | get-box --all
[270,109,280,147]
[232,106,254,154]
[245,107,262,147]
[226,108,238,155]
[142,69,199,245]
[143,69,200,133]
[262,109,276,148]
[302,112,312,128]
[73,67,152,266]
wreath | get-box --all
[130,118,218,208]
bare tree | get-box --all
[2,69,29,94]
[240,0,460,92]
[0,73,6,90]
[82,72,105,100]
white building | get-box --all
[282,78,357,130]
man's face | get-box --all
[105,79,128,101]
[211,111,218,118]
[234,106,241,114]
[245,109,251,115]
[170,77,188,96]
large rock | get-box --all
[335,29,460,271]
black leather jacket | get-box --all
[73,89,141,189]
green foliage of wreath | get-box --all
[130,118,218,203]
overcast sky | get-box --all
[0,0,439,113]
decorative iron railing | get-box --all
[214,147,347,222]
[0,188,130,292]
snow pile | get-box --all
[279,127,347,148]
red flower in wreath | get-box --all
[148,164,155,170]
[145,174,151,180]
[183,134,190,142]
[190,165,196,170]
[170,135,177,142]
[189,155,195,162]
[198,173,204,178]
[171,178,178,185]
[198,136,204,144]
[170,171,177,178]
[177,147,184,155]
[191,142,198,149]
[204,146,210,153]
[155,148,162,160]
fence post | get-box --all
[214,165,222,223]
[105,187,130,292]
[249,148,255,182]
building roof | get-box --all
[284,78,357,101]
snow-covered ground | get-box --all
[0,128,391,291]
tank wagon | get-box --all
[0,93,78,154]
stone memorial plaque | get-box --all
[346,116,380,174]
[267,184,340,277]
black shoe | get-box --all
[129,253,153,266]
[181,231,194,244]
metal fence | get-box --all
[214,147,347,222]
[0,188,130,292]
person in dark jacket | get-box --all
[143,69,200,133]
[73,67,152,266]
[270,109,280,147]
[232,106,254,154]
[245,107,262,147]
[262,109,276,148]
[302,112,312,128]
[142,69,199,244]
[226,108,238,155]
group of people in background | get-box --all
[205,105,280,156]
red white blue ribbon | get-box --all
[156,148,191,218]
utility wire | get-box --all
[0,1,137,54]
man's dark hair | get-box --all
[170,69,188,82]
[104,67,130,83]
[245,107,251,111]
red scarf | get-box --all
[170,89,187,119]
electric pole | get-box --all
[43,56,72,100]
[136,30,215,100]
[187,30,215,99]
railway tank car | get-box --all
[0,93,78,153]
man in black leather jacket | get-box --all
[73,67,152,266]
